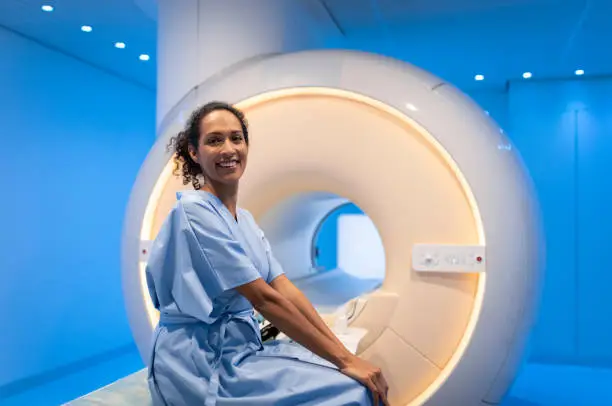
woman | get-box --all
[146,101,390,406]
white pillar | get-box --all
[156,0,343,130]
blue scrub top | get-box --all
[145,190,372,406]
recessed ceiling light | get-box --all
[575,69,584,76]
[81,25,92,32]
[115,42,126,49]
[475,74,484,81]
[139,54,150,61]
[522,72,532,79]
[41,5,54,12]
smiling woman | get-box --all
[147,100,387,406]
[167,101,250,194]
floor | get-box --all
[9,361,611,406]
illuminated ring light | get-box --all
[122,50,543,406]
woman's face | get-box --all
[189,109,248,186]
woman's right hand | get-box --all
[340,356,390,406]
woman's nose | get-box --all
[220,139,236,154]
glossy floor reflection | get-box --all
[63,363,612,406]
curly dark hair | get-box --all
[167,101,249,190]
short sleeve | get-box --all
[178,199,262,302]
[261,232,285,283]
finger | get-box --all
[377,371,389,395]
[379,374,389,395]
[374,371,389,393]
[367,381,380,406]
[373,376,389,406]
[374,368,388,396]
[381,387,390,406]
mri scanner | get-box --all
[121,50,543,406]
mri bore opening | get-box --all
[257,192,386,313]
[305,201,385,311]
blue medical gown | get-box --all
[146,190,372,406]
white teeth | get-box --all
[218,160,238,168]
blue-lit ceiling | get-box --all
[0,0,610,91]
[326,0,612,90]
[0,0,157,90]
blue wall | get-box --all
[313,203,364,271]
[0,27,155,404]
[503,78,612,365]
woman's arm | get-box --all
[270,275,347,350]
[235,278,353,368]
[236,278,389,406]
